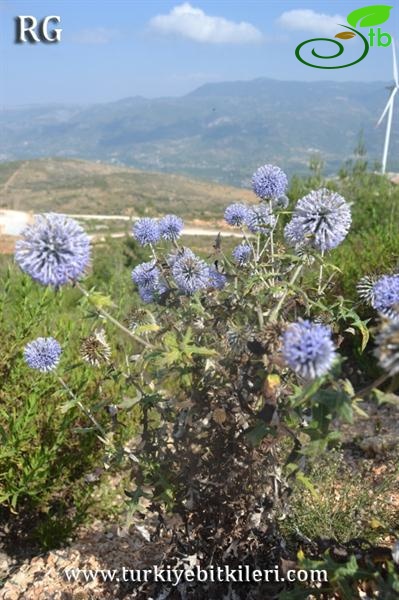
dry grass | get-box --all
[0,159,254,224]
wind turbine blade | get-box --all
[392,38,398,87]
[382,100,394,174]
[377,91,395,127]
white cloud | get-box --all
[277,9,346,36]
[72,27,119,45]
[149,3,263,44]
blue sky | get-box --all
[1,1,398,105]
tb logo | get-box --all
[15,16,62,43]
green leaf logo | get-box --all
[347,4,393,28]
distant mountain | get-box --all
[0,78,397,187]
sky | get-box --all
[0,0,398,106]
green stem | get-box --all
[269,262,303,323]
[58,376,111,446]
[356,373,391,399]
[269,199,275,286]
[317,249,325,296]
[256,233,260,261]
[172,239,181,251]
[149,243,158,264]
[241,227,256,261]
[75,282,153,349]
[256,304,264,329]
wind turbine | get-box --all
[377,39,399,174]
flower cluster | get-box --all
[224,164,289,234]
[17,165,354,390]
[284,189,351,253]
[282,320,336,380]
[133,215,184,246]
[132,250,226,299]
[15,213,91,287]
[224,202,276,234]
[24,337,62,372]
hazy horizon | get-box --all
[0,75,394,110]
[1,1,398,107]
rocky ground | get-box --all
[1,400,398,599]
[1,522,167,599]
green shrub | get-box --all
[0,239,144,548]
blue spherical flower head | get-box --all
[252,164,288,200]
[245,204,276,234]
[15,213,90,287]
[24,337,62,373]
[208,267,227,290]
[232,243,252,266]
[132,218,160,246]
[172,252,210,294]
[284,188,351,252]
[159,214,184,241]
[131,260,160,289]
[224,203,249,227]
[372,275,399,319]
[282,320,336,380]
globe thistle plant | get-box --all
[245,204,276,234]
[159,214,184,241]
[371,275,399,319]
[232,243,252,266]
[132,218,160,246]
[284,188,351,252]
[282,320,336,379]
[80,329,111,367]
[24,337,62,373]
[15,213,91,287]
[252,164,288,200]
[224,203,249,227]
[172,252,210,294]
